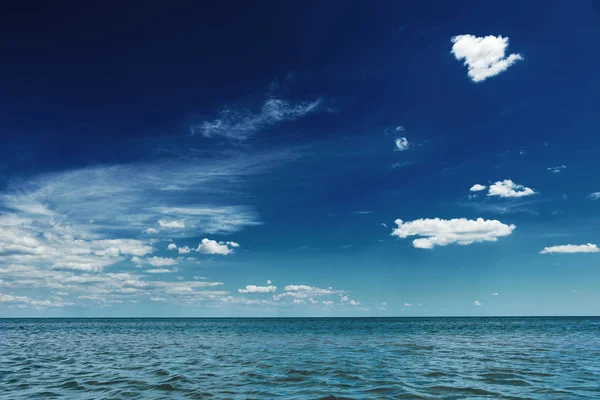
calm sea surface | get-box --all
[1,317,599,399]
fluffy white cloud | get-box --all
[392,217,515,249]
[474,300,483,306]
[394,137,409,151]
[470,184,487,192]
[589,192,600,200]
[195,238,239,255]
[143,228,160,234]
[178,246,191,254]
[167,243,177,250]
[191,97,322,140]
[487,180,536,198]
[158,220,185,229]
[348,300,360,306]
[238,285,277,294]
[539,243,599,254]
[451,34,522,82]
[266,280,272,285]
[146,256,178,267]
[322,300,334,306]
[547,165,566,173]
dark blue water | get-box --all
[1,318,599,399]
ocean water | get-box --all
[1,318,599,399]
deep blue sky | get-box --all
[1,1,599,316]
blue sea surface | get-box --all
[1,317,599,399]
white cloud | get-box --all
[195,238,239,255]
[308,298,318,304]
[547,165,566,173]
[470,184,487,192]
[266,280,272,285]
[395,126,405,132]
[146,256,178,267]
[487,180,536,198]
[178,246,191,254]
[143,228,160,234]
[474,300,483,306]
[238,285,277,294]
[293,299,304,304]
[589,192,600,200]
[167,243,177,250]
[150,297,166,302]
[158,220,185,229]
[274,285,340,301]
[451,34,522,82]
[145,269,175,274]
[348,300,360,306]
[322,300,334,306]
[391,217,515,249]
[394,137,409,151]
[190,98,322,140]
[539,243,599,254]
[492,293,499,296]
[404,302,413,307]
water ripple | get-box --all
[1,317,599,399]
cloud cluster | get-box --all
[539,244,599,254]
[451,34,522,82]
[191,98,322,140]
[392,217,516,249]
[547,165,566,173]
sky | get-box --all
[1,1,600,317]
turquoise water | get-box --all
[1,318,599,399]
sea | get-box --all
[1,317,599,399]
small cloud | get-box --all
[403,302,413,307]
[589,192,600,200]
[146,268,175,274]
[178,246,191,254]
[540,243,599,254]
[348,300,360,306]
[519,149,526,156]
[266,280,272,285]
[167,243,177,251]
[395,126,405,131]
[146,256,179,267]
[196,238,239,255]
[150,297,166,302]
[547,165,566,173]
[238,285,277,294]
[158,220,185,229]
[293,299,305,304]
[474,300,483,306]
[143,228,160,234]
[322,300,334,306]
[469,184,487,192]
[492,292,499,296]
[395,137,409,151]
[354,211,372,215]
[488,179,536,198]
[451,34,522,82]
[381,223,388,228]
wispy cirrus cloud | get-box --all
[190,97,322,140]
